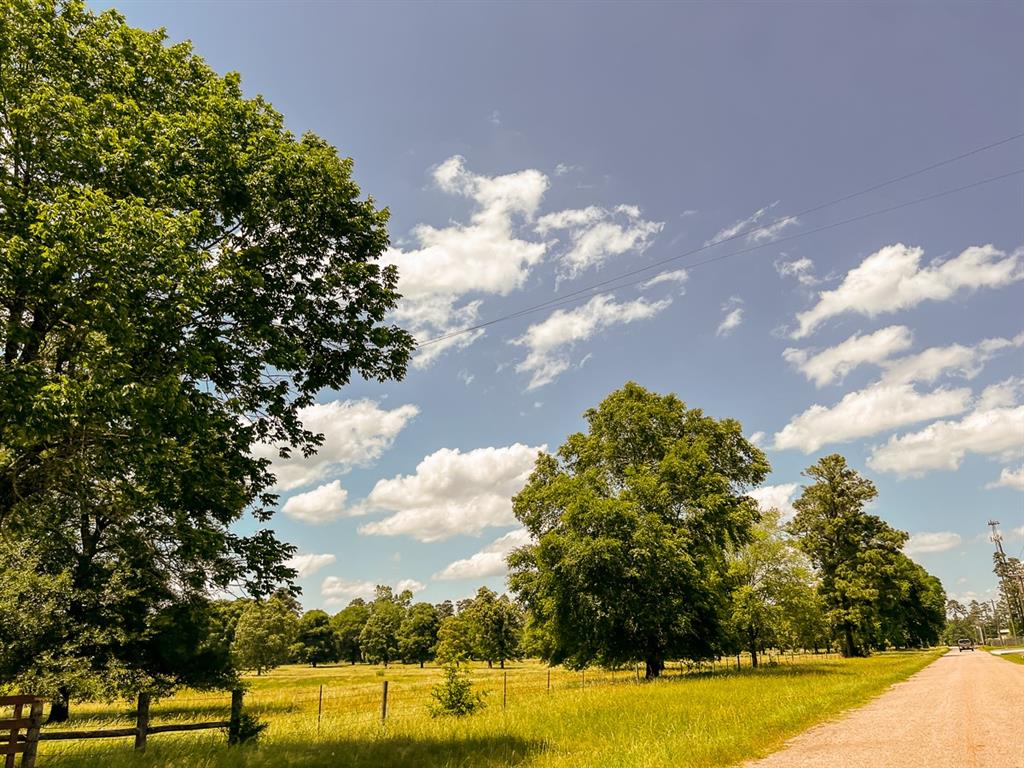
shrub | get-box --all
[429,664,486,717]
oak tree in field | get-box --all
[293,610,337,667]
[435,613,477,665]
[0,1,412,717]
[726,509,820,666]
[398,602,441,667]
[359,587,408,666]
[788,455,907,657]
[232,598,299,676]
[465,588,523,669]
[509,382,769,678]
[331,599,371,664]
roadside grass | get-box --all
[995,652,1024,665]
[38,650,942,768]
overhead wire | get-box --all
[417,132,1024,347]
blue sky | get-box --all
[100,1,1023,611]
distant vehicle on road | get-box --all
[957,638,975,652]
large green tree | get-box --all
[464,588,523,669]
[0,1,413,717]
[292,610,336,667]
[397,602,441,668]
[231,598,299,676]
[726,509,822,666]
[331,599,370,664]
[509,382,769,678]
[358,587,407,666]
[788,455,907,657]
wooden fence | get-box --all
[1,690,244,766]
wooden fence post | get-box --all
[380,681,389,725]
[228,689,243,745]
[502,672,507,709]
[4,701,22,768]
[134,693,150,752]
[21,700,44,768]
[546,668,550,692]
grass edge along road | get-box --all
[40,650,942,768]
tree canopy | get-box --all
[0,0,413,713]
[509,382,769,677]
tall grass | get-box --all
[38,650,942,768]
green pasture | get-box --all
[35,649,942,768]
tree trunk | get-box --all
[500,659,504,669]
[47,687,71,724]
[419,661,424,668]
[487,660,492,669]
[749,629,759,669]
[644,657,664,679]
[843,623,858,657]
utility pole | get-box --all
[988,520,1024,634]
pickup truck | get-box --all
[957,638,975,652]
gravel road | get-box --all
[745,648,1024,768]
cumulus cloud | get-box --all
[706,202,798,247]
[321,576,426,607]
[254,399,419,491]
[287,553,337,579]
[879,332,1024,385]
[773,382,971,453]
[640,268,689,291]
[793,243,1023,338]
[747,483,800,521]
[434,528,533,580]
[385,156,549,365]
[988,465,1024,491]
[513,294,672,390]
[776,256,819,286]
[537,204,663,277]
[716,297,744,337]
[784,326,914,387]
[867,380,1024,477]
[282,480,350,523]
[905,531,962,555]
[385,157,665,367]
[358,443,545,542]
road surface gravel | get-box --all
[745,648,1024,768]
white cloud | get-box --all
[776,256,818,286]
[321,577,426,607]
[905,531,962,555]
[287,553,337,579]
[537,204,662,277]
[716,297,744,337]
[773,382,971,453]
[282,480,350,523]
[513,294,672,390]
[868,380,1024,477]
[386,156,549,365]
[254,399,418,492]
[747,483,800,521]
[749,431,766,446]
[434,528,533,580]
[988,465,1024,491]
[358,443,545,542]
[793,243,1023,338]
[784,326,914,387]
[879,332,1024,385]
[706,202,798,246]
[640,268,688,291]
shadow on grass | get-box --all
[44,734,546,768]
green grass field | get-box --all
[995,651,1024,665]
[37,650,942,768]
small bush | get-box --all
[229,713,268,745]
[429,664,486,717]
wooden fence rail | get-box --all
[0,690,244,766]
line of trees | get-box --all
[224,585,526,675]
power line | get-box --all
[420,164,1024,346]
